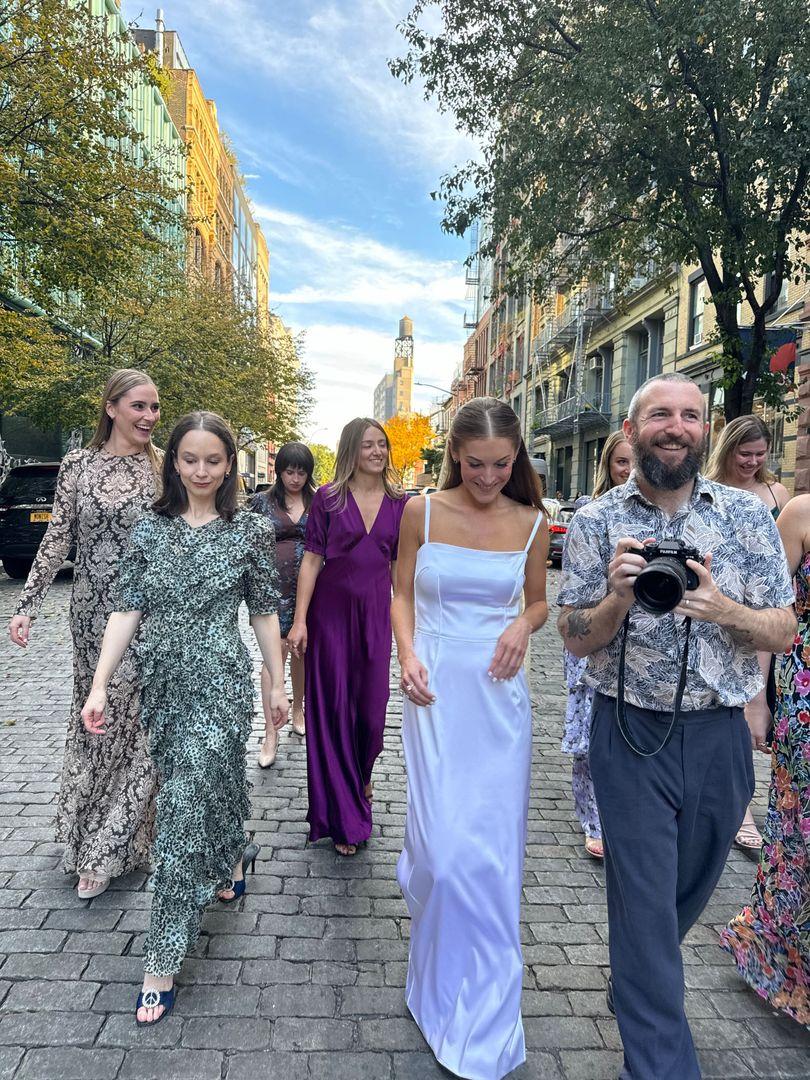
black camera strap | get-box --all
[615,614,692,757]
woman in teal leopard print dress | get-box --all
[82,412,289,1026]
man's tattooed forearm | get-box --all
[565,609,592,640]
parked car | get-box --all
[548,503,578,566]
[0,463,74,579]
[404,485,438,496]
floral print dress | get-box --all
[14,448,160,879]
[115,509,279,977]
[561,649,601,841]
[250,492,307,637]
[720,551,810,1024]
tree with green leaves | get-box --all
[0,0,186,313]
[0,262,312,447]
[421,441,445,482]
[309,442,336,486]
[393,0,810,418]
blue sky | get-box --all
[123,0,476,447]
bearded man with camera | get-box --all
[558,373,796,1080]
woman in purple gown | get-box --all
[288,418,406,855]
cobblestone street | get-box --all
[0,568,808,1080]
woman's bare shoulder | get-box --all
[402,493,426,521]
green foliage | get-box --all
[309,442,336,486]
[421,441,445,481]
[0,0,186,312]
[0,2,312,447]
[393,0,810,418]
[143,49,173,103]
[0,257,312,447]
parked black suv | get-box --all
[0,463,73,579]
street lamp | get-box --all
[415,381,454,396]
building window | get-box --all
[688,277,705,347]
[763,272,789,313]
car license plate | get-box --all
[29,511,51,523]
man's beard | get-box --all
[634,436,706,491]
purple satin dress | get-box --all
[304,485,407,845]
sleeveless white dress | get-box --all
[397,496,541,1080]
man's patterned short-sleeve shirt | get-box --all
[557,473,795,711]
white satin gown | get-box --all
[397,496,541,1080]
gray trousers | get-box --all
[589,693,754,1080]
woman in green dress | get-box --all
[81,412,288,1025]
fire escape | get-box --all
[532,283,613,439]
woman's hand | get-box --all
[81,687,108,736]
[489,615,532,681]
[744,697,772,755]
[287,621,307,658]
[9,615,31,648]
[269,687,290,730]
[399,653,434,708]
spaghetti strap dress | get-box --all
[398,495,542,1080]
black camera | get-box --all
[633,539,704,615]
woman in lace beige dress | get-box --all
[8,369,162,899]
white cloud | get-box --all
[127,0,479,182]
[255,203,465,332]
[261,205,466,446]
[299,324,461,448]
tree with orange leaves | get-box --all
[384,413,436,479]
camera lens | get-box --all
[634,558,688,614]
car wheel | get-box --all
[2,557,33,580]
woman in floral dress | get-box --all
[720,493,810,1024]
[82,412,288,1025]
[251,442,316,764]
[8,369,162,899]
[561,432,632,859]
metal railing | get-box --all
[533,393,610,431]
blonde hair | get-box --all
[705,414,775,485]
[592,431,632,499]
[326,417,403,510]
[88,369,161,479]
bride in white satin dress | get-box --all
[392,398,549,1080]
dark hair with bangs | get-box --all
[271,442,317,511]
[153,411,239,522]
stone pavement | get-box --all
[0,568,808,1080]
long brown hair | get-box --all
[88,368,161,479]
[592,431,632,499]
[705,414,776,485]
[326,417,403,511]
[153,411,239,522]
[440,397,544,509]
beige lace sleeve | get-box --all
[14,450,83,619]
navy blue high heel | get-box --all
[217,841,260,904]
[135,985,176,1026]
